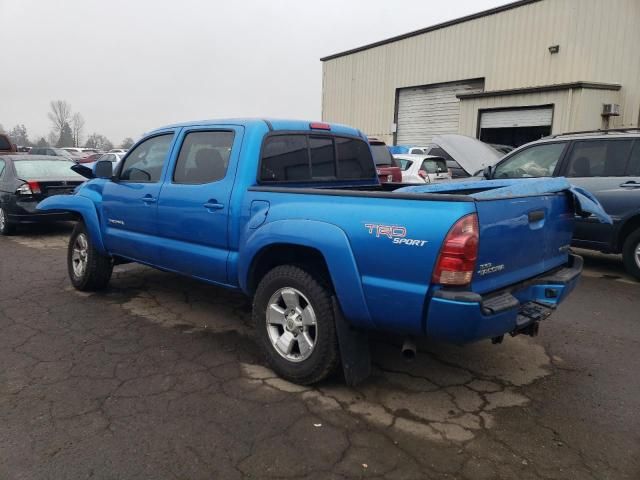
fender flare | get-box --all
[37,195,107,254]
[238,219,373,329]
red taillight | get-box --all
[432,213,479,286]
[309,122,331,131]
[28,181,42,194]
[17,181,41,195]
[418,169,427,179]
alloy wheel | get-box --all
[71,233,89,278]
[266,287,318,363]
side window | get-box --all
[627,142,640,176]
[396,159,413,171]
[173,131,234,184]
[494,143,566,178]
[335,137,376,179]
[566,140,634,177]
[0,159,5,179]
[119,133,174,182]
[261,135,309,182]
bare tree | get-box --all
[47,100,72,137]
[120,137,135,149]
[71,113,85,147]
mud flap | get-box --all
[332,297,371,386]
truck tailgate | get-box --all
[472,192,574,294]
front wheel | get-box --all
[622,229,640,281]
[67,222,113,291]
[252,265,340,385]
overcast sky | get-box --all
[0,0,505,145]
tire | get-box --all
[622,228,640,281]
[252,265,340,385]
[67,222,113,291]
[0,206,16,235]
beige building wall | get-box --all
[322,0,640,142]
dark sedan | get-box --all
[0,155,85,234]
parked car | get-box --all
[422,134,502,178]
[0,155,85,234]
[394,154,451,183]
[0,134,17,155]
[487,128,640,279]
[369,137,401,182]
[108,148,128,154]
[37,118,608,385]
[29,147,75,160]
[388,145,431,155]
[78,153,105,164]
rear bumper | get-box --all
[8,200,75,223]
[426,254,583,343]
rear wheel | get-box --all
[0,206,16,235]
[67,222,113,291]
[622,229,640,281]
[252,265,340,385]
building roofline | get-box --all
[456,81,622,99]
[320,0,543,62]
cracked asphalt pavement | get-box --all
[1,224,639,479]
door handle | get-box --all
[620,181,640,188]
[528,210,545,223]
[141,194,157,204]
[203,201,224,211]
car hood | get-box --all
[433,134,502,175]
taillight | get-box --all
[16,181,41,195]
[432,213,479,286]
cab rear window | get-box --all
[260,134,376,182]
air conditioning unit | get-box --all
[602,103,621,117]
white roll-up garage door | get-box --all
[480,107,553,129]
[396,80,484,144]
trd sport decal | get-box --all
[364,224,427,247]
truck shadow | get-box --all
[103,264,554,442]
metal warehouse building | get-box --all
[321,0,640,148]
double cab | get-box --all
[39,118,588,385]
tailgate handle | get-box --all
[528,210,545,223]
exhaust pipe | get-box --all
[401,337,417,361]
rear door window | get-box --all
[565,139,634,177]
[494,143,566,178]
[173,131,234,184]
[370,144,395,166]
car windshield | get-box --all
[371,144,397,167]
[14,160,83,179]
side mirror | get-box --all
[482,165,493,179]
[94,160,114,179]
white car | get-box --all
[394,154,451,183]
[108,148,128,154]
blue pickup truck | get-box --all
[38,118,591,385]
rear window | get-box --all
[628,142,640,176]
[260,134,375,182]
[370,144,396,167]
[421,158,447,174]
[13,160,83,179]
[566,140,634,177]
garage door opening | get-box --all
[479,107,553,148]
